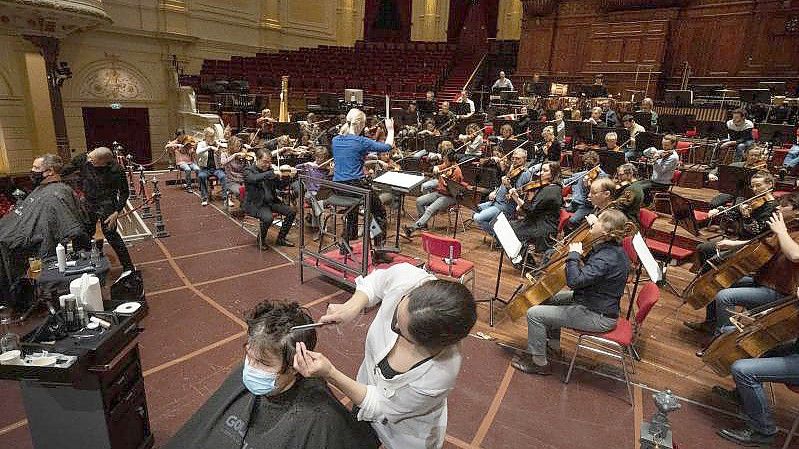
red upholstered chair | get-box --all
[561,185,572,198]
[638,208,658,237]
[558,209,573,234]
[420,232,475,291]
[563,282,660,405]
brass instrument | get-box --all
[279,75,289,122]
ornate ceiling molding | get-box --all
[600,0,692,12]
[521,0,558,18]
[0,0,111,38]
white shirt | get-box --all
[458,134,484,156]
[492,78,514,91]
[354,263,462,449]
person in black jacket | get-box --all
[509,162,563,255]
[244,148,296,248]
[512,209,631,375]
[62,147,134,271]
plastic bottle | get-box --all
[56,243,66,272]
[89,239,100,266]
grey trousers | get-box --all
[526,291,618,362]
[415,192,456,228]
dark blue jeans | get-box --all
[732,347,799,435]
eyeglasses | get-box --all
[391,296,408,339]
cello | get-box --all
[701,296,799,377]
[681,213,798,310]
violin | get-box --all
[519,178,550,193]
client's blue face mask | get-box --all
[242,357,279,396]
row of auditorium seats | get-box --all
[185,41,459,100]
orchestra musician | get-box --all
[721,109,756,163]
[171,134,200,193]
[563,151,607,233]
[710,201,799,448]
[511,209,630,376]
[613,163,645,224]
[592,74,608,97]
[691,170,778,271]
[256,108,277,140]
[472,148,532,237]
[293,148,333,230]
[197,127,226,207]
[509,162,563,262]
[636,98,659,130]
[454,90,475,119]
[540,126,562,164]
[553,110,566,143]
[221,136,254,208]
[435,101,456,129]
[622,115,646,161]
[332,108,395,259]
[778,127,799,177]
[515,106,538,135]
[404,103,420,128]
[417,119,441,138]
[492,71,514,91]
[366,151,401,207]
[602,132,622,152]
[708,146,766,209]
[365,116,387,142]
[404,150,464,237]
[456,123,484,161]
[687,194,798,344]
[640,134,681,204]
[601,100,619,129]
[495,124,516,142]
[583,107,607,127]
[243,148,297,249]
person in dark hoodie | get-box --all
[165,300,379,449]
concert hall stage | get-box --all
[1,172,797,449]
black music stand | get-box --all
[757,123,795,146]
[450,102,470,116]
[599,150,627,177]
[665,90,693,107]
[485,213,527,327]
[696,121,728,139]
[443,178,480,239]
[636,131,663,153]
[634,112,655,131]
[416,100,437,117]
[717,164,757,199]
[739,89,771,105]
[566,121,592,146]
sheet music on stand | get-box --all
[493,214,524,264]
[632,232,662,283]
[373,171,427,193]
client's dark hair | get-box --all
[245,300,316,373]
[406,280,477,350]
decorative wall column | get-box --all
[497,0,523,40]
[23,35,69,159]
[412,0,449,42]
[337,0,364,45]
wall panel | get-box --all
[516,0,799,97]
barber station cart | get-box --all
[0,306,152,449]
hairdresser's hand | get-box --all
[385,118,394,133]
[293,342,332,378]
[321,301,362,325]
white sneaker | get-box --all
[201,200,208,206]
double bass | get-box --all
[702,296,799,376]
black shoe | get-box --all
[511,354,552,376]
[403,226,415,238]
[717,427,775,447]
[275,238,295,247]
[684,320,713,334]
[712,385,741,406]
[779,167,787,181]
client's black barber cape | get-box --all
[165,364,378,449]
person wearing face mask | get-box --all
[0,154,87,311]
[293,263,477,449]
[511,209,631,375]
[62,146,134,272]
[165,300,378,449]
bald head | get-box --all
[88,147,114,167]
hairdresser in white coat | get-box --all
[293,263,477,449]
